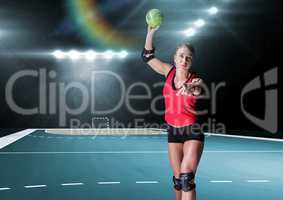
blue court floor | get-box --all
[0,129,283,200]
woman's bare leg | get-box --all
[180,140,204,200]
[168,143,184,200]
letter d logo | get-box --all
[241,67,278,133]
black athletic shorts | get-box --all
[167,124,205,143]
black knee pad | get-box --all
[180,172,196,192]
[173,176,182,191]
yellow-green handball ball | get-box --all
[146,9,163,28]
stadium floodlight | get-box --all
[184,28,196,37]
[208,7,218,15]
[118,50,128,59]
[51,49,129,61]
[104,50,114,59]
[52,50,65,59]
[68,50,81,60]
[194,19,206,28]
[85,50,97,61]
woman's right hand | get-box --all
[147,25,159,35]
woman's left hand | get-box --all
[176,78,202,96]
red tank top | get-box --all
[163,67,198,127]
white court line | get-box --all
[0,129,36,149]
[7,129,282,143]
[0,187,11,191]
[24,185,47,188]
[204,150,283,153]
[1,150,283,154]
[98,182,120,185]
[206,133,283,143]
[247,180,270,183]
[0,151,167,154]
[61,183,84,186]
[209,180,233,183]
[136,181,159,184]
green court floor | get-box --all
[1,130,283,200]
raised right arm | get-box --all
[142,26,172,77]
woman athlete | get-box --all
[142,25,205,200]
